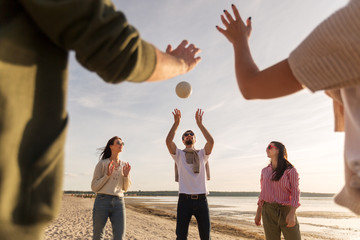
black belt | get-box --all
[179,193,206,200]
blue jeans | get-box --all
[92,194,126,240]
[176,194,211,240]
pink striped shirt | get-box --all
[258,164,301,208]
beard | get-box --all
[185,139,193,145]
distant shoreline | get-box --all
[64,190,335,198]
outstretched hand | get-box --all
[216,4,252,45]
[166,40,201,74]
[195,108,204,126]
[172,108,181,126]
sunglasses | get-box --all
[115,141,125,146]
[184,132,194,137]
[267,144,277,150]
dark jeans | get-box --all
[93,194,125,240]
[176,194,211,240]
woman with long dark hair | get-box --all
[91,136,131,240]
[255,141,301,240]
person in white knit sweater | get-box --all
[91,136,131,240]
[216,2,360,215]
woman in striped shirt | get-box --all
[255,141,301,240]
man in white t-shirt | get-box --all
[166,108,214,240]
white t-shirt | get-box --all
[171,148,209,195]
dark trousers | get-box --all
[176,194,211,240]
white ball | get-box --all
[175,81,192,98]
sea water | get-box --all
[128,196,360,240]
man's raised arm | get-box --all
[166,108,181,155]
[195,109,214,155]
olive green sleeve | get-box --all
[20,0,156,83]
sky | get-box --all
[63,0,349,194]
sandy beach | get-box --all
[44,195,263,239]
[44,195,353,240]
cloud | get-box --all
[207,101,227,112]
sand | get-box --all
[44,195,263,239]
[43,195,343,240]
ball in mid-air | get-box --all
[175,81,192,98]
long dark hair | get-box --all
[271,141,293,181]
[99,136,121,160]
